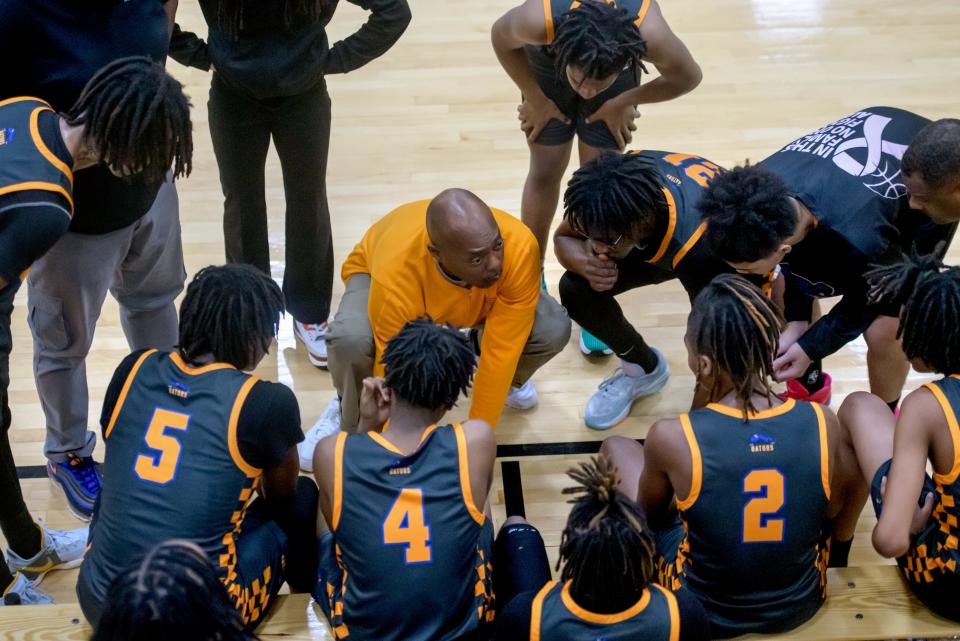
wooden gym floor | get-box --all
[4,0,960,617]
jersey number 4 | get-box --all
[383,488,432,564]
[742,469,785,543]
[134,408,190,485]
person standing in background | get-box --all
[0,0,186,522]
[169,0,412,369]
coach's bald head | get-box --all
[426,189,504,289]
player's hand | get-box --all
[777,321,809,357]
[579,249,618,292]
[879,477,936,536]
[585,97,639,150]
[518,95,570,143]
[358,377,391,431]
[772,341,812,382]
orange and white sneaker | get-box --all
[294,321,329,369]
[782,372,833,406]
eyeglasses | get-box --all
[574,224,624,250]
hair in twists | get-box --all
[688,273,784,419]
[65,56,193,183]
[178,264,285,369]
[552,1,647,82]
[381,318,477,411]
[558,455,656,611]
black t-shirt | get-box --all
[759,107,958,361]
[0,0,172,235]
[495,586,711,641]
[100,350,303,469]
[0,110,72,287]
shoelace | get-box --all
[68,457,101,495]
[598,369,626,393]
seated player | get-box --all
[313,318,497,641]
[555,150,732,429]
[491,0,702,261]
[603,274,864,638]
[0,56,192,604]
[839,254,960,622]
[299,188,571,468]
[77,265,318,628]
[91,540,256,641]
[698,109,960,410]
[493,456,709,641]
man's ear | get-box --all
[778,244,793,258]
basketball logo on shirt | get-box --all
[0,128,15,146]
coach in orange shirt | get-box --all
[297,188,570,469]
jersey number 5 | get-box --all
[134,408,190,485]
[742,469,785,543]
[383,488,432,564]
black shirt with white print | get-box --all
[758,107,957,362]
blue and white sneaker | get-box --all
[47,454,101,521]
[6,520,89,585]
[1,573,54,605]
[505,380,538,410]
[584,350,670,430]
[579,328,613,357]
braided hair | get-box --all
[552,1,647,83]
[563,151,668,240]
[866,250,960,375]
[687,273,784,419]
[381,318,477,411]
[558,455,656,612]
[91,540,256,641]
[178,264,285,370]
[217,0,329,39]
[65,56,193,184]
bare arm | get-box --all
[313,434,341,536]
[163,0,178,40]
[261,449,301,525]
[491,0,549,100]
[463,419,497,512]
[553,220,619,291]
[639,418,685,531]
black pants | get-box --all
[493,522,552,609]
[0,283,35,575]
[208,75,334,323]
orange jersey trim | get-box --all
[170,353,236,375]
[926,382,960,484]
[561,581,650,623]
[454,423,485,526]
[227,377,262,478]
[635,0,652,26]
[0,96,49,109]
[654,584,680,641]
[676,413,702,510]
[543,0,555,43]
[706,397,796,420]
[0,182,73,213]
[104,349,157,439]
[672,221,707,269]
[332,432,347,531]
[530,581,554,641]
[812,402,831,500]
[647,187,677,265]
[29,106,73,188]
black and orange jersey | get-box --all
[530,580,679,640]
[317,424,494,641]
[542,0,651,44]
[660,399,831,637]
[78,351,265,613]
[905,375,960,584]
[0,97,73,212]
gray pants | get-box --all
[328,274,571,431]
[27,180,185,462]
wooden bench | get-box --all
[2,566,958,640]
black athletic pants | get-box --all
[208,74,334,324]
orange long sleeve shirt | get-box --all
[341,200,541,427]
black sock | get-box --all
[798,360,824,393]
[2,511,40,560]
[828,538,853,568]
[621,343,658,373]
[887,398,900,413]
[0,558,14,592]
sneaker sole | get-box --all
[20,556,84,587]
[504,398,538,411]
[584,370,671,430]
[47,475,93,523]
[294,332,329,369]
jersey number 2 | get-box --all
[134,408,190,485]
[383,488,432,564]
[662,153,721,188]
[742,469,785,543]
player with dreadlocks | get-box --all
[313,318,497,641]
[78,264,319,629]
[602,274,865,637]
[838,252,960,622]
[493,455,710,641]
[697,109,960,414]
[91,540,257,641]
[0,56,191,605]
[492,0,702,263]
[554,149,733,429]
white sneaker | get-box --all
[1,573,54,605]
[298,397,341,471]
[584,350,670,430]
[5,520,88,585]
[294,321,329,369]
[505,380,538,410]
